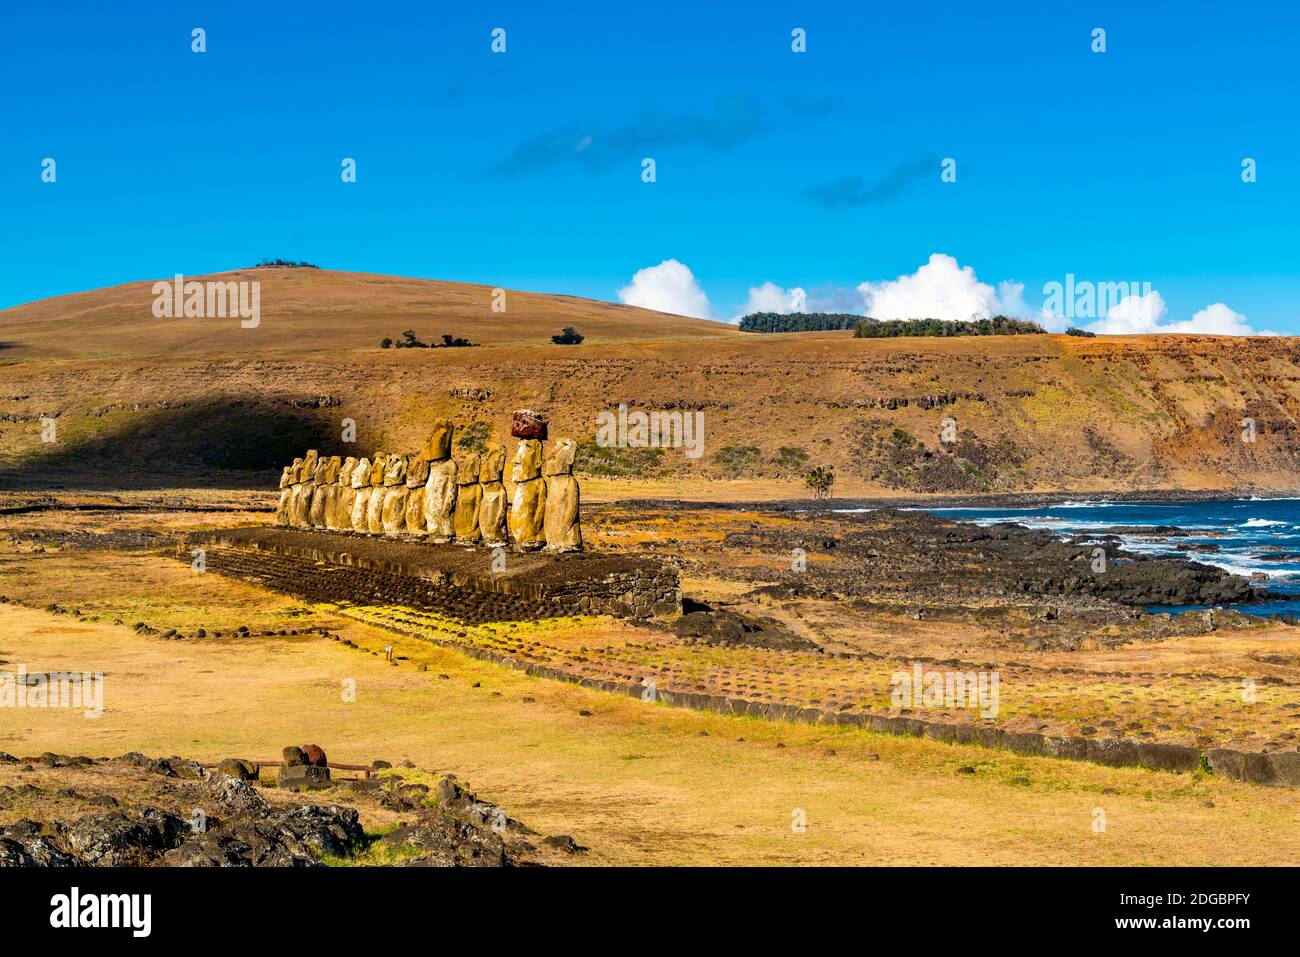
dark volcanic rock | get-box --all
[63,808,188,865]
[670,608,816,651]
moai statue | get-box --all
[422,420,457,542]
[380,453,409,535]
[453,451,483,542]
[316,456,341,528]
[366,453,388,534]
[308,456,331,527]
[508,439,546,551]
[290,450,318,527]
[543,438,581,552]
[276,459,300,525]
[404,452,430,533]
[349,456,372,531]
[477,443,509,548]
[331,456,358,529]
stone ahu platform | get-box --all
[185,526,681,623]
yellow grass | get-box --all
[4,600,1298,866]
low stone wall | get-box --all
[351,609,1299,789]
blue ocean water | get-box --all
[923,498,1300,617]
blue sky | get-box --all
[2,1,1297,332]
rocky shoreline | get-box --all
[613,488,1300,513]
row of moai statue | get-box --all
[273,414,581,552]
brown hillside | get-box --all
[0,267,738,359]
[2,271,1299,496]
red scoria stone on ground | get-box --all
[302,744,328,767]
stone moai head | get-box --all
[510,439,543,483]
[368,453,388,486]
[479,443,506,483]
[350,457,371,488]
[323,455,342,484]
[406,454,430,487]
[297,450,318,483]
[311,456,329,485]
[422,420,453,461]
[340,456,358,483]
[456,451,482,485]
[384,453,407,486]
[280,462,299,489]
[543,438,577,476]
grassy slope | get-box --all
[3,269,1300,494]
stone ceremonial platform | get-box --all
[186,526,681,622]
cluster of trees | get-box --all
[739,312,1048,337]
[380,330,477,349]
[738,312,861,333]
[1065,327,1098,337]
[803,465,835,498]
[853,315,1046,338]
[551,326,585,345]
[251,258,319,269]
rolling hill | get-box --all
[3,269,1300,497]
[0,267,739,359]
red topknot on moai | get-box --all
[511,409,548,441]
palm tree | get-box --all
[803,466,835,499]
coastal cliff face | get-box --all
[2,269,1299,495]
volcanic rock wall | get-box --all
[274,411,582,553]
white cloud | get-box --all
[1167,302,1264,336]
[1085,296,1268,336]
[1085,290,1169,335]
[856,253,1021,321]
[734,281,807,321]
[617,259,711,319]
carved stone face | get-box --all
[510,439,542,482]
[422,420,453,461]
[456,452,481,485]
[369,453,388,486]
[542,438,576,476]
[350,457,371,488]
[384,453,407,486]
[311,457,329,485]
[297,450,318,483]
[323,455,342,484]
[280,464,297,489]
[405,455,430,487]
[339,457,358,484]
[479,443,506,483]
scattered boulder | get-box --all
[216,758,260,782]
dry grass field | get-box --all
[6,600,1300,866]
[2,501,1299,866]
